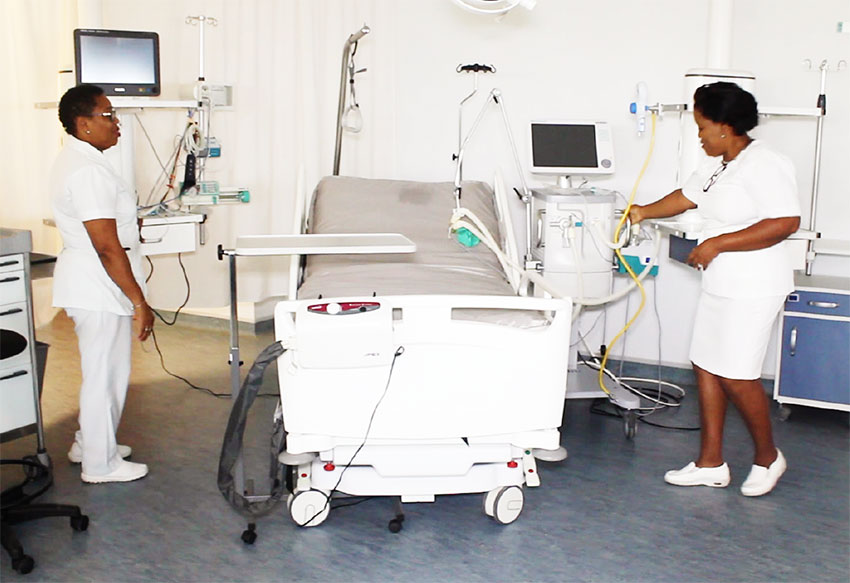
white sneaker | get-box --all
[81,460,148,484]
[68,442,132,464]
[741,449,786,497]
[664,462,731,488]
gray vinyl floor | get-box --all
[1,312,848,583]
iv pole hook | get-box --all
[186,15,218,81]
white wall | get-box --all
[5,0,848,370]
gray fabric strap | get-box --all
[218,341,287,518]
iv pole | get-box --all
[333,24,370,175]
[185,15,218,185]
[803,59,844,276]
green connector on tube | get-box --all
[455,227,480,247]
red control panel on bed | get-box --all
[307,301,381,315]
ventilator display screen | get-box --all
[532,124,597,168]
[529,120,615,175]
[74,29,161,96]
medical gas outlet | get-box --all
[531,188,617,299]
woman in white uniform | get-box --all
[630,82,800,497]
[51,84,154,483]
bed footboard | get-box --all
[274,294,571,450]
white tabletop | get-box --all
[649,218,818,243]
[233,233,416,256]
[647,217,705,240]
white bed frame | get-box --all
[272,173,572,528]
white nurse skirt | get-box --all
[689,291,786,380]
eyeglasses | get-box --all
[90,109,118,122]
[702,161,728,192]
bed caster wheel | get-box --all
[388,515,404,533]
[70,514,89,531]
[624,411,637,440]
[241,523,257,545]
[12,554,35,574]
[778,405,792,422]
[289,489,330,527]
[492,485,524,525]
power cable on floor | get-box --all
[147,329,278,400]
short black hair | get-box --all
[693,81,759,136]
[58,84,104,136]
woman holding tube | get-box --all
[51,84,152,483]
[629,82,800,497]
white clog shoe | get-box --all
[81,460,148,484]
[741,449,786,497]
[664,462,731,488]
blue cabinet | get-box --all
[775,275,850,413]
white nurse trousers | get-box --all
[65,308,132,476]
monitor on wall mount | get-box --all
[74,28,161,96]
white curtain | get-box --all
[2,1,78,325]
[1,0,74,255]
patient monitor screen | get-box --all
[74,29,161,96]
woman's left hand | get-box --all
[687,237,722,270]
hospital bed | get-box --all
[224,175,572,530]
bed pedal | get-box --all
[521,450,541,487]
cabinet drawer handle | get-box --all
[789,327,797,357]
[0,260,20,267]
[807,300,839,309]
[0,276,21,283]
[0,308,24,316]
[0,370,28,381]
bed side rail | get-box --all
[493,171,522,292]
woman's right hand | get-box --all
[135,302,155,341]
[628,204,645,225]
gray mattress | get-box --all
[298,176,546,328]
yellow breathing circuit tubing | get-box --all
[595,112,658,397]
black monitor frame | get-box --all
[74,28,161,96]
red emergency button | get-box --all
[507,461,518,468]
[324,463,336,471]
